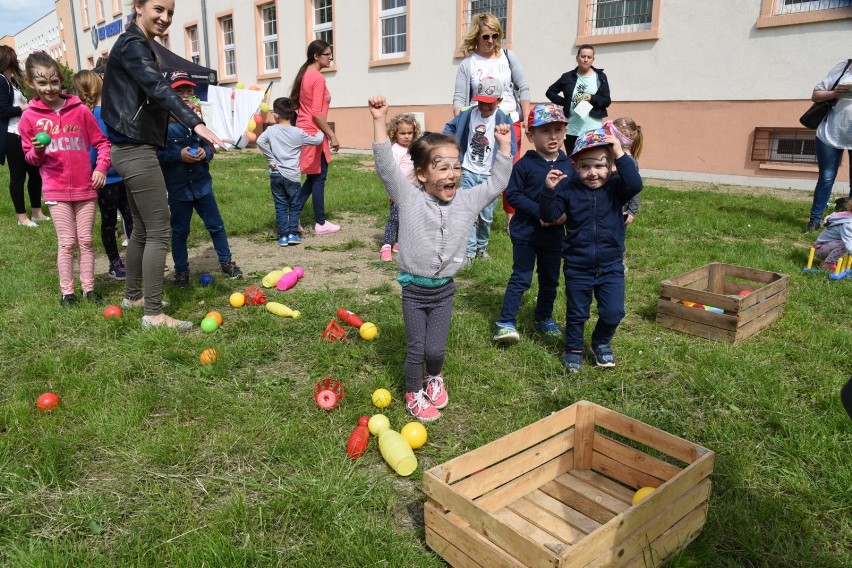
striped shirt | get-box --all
[373,139,511,279]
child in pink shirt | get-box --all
[20,52,110,305]
[381,113,420,261]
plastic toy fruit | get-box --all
[205,311,223,326]
[400,422,427,449]
[103,305,122,318]
[229,292,245,307]
[199,348,219,365]
[36,392,60,411]
[371,388,392,408]
[632,486,656,505]
[359,322,378,341]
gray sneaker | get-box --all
[475,250,492,260]
[493,324,520,344]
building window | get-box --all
[777,0,851,13]
[588,0,653,34]
[112,0,122,16]
[260,3,279,73]
[219,15,236,77]
[464,0,508,34]
[752,128,817,165]
[378,1,407,58]
[313,0,334,46]
[81,0,90,29]
[96,0,105,22]
[186,25,200,64]
[161,33,170,49]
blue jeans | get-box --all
[298,152,328,225]
[461,170,497,258]
[271,173,302,237]
[169,192,231,273]
[563,262,625,353]
[498,243,562,326]
[810,138,852,223]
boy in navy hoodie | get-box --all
[159,71,243,288]
[493,104,569,344]
[540,128,642,372]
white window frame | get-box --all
[313,0,334,46]
[777,0,851,13]
[769,134,817,164]
[221,16,236,77]
[187,25,200,64]
[378,1,407,59]
[261,4,279,73]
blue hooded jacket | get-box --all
[539,153,642,269]
[506,148,570,247]
[157,121,214,202]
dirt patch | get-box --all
[97,211,397,295]
[645,178,813,202]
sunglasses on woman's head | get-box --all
[480,33,498,40]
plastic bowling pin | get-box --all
[293,266,305,279]
[276,270,299,291]
[337,309,364,328]
[806,247,815,270]
[266,302,301,318]
[262,269,286,288]
[379,430,418,476]
[346,416,371,459]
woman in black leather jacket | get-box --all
[545,45,611,154]
[102,0,224,330]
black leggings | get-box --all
[401,281,456,393]
[97,181,133,262]
[4,132,42,214]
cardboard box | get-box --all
[424,401,714,568]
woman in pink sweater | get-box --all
[20,52,110,306]
[289,40,341,236]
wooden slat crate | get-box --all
[424,401,714,568]
[656,262,788,343]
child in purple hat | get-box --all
[539,128,642,372]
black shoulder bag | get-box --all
[799,59,852,129]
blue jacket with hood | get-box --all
[539,153,642,269]
[506,148,570,247]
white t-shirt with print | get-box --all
[7,86,27,134]
[468,52,518,122]
[462,108,497,176]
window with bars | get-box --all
[220,16,236,77]
[465,0,508,35]
[777,0,851,13]
[588,0,653,34]
[260,4,279,72]
[379,0,407,58]
[313,0,334,47]
[752,128,817,165]
[187,25,200,64]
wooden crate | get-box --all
[424,401,714,568]
[656,262,788,343]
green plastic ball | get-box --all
[35,132,51,146]
[200,317,219,333]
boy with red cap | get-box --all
[444,76,516,266]
[540,128,642,372]
[159,70,242,288]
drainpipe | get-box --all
[200,0,210,66]
[68,0,82,69]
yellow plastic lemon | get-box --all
[371,388,392,408]
[368,414,391,436]
[632,486,656,505]
[400,422,427,449]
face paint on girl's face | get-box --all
[416,145,462,202]
[27,65,63,107]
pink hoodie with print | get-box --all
[20,94,110,202]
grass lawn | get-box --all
[0,149,849,567]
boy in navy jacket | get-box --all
[494,104,569,344]
[540,128,642,372]
[158,71,242,288]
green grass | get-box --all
[1,150,850,567]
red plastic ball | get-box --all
[37,392,60,411]
[103,305,123,318]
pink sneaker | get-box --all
[314,221,340,235]
[406,389,441,422]
[391,243,399,254]
[380,244,393,262]
[425,373,448,409]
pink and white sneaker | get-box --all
[314,221,341,235]
[380,244,393,262]
[425,373,448,409]
[391,243,400,254]
[405,389,441,422]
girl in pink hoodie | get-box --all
[19,52,110,306]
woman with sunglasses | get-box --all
[453,13,530,228]
[289,40,341,236]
